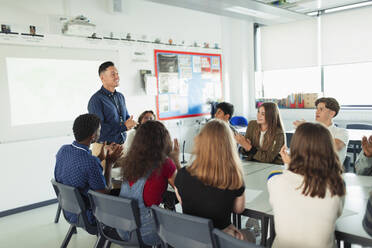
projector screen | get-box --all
[0,44,119,143]
[7,58,103,126]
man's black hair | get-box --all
[98,61,114,76]
[216,102,234,120]
[73,114,101,142]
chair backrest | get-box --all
[285,132,293,147]
[151,205,216,248]
[51,179,95,233]
[230,116,248,127]
[51,179,87,217]
[213,229,261,248]
[346,124,372,130]
[88,190,140,232]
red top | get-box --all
[129,158,176,207]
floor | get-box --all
[0,203,121,248]
[0,203,364,248]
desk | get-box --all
[239,162,372,247]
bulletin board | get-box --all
[155,50,222,120]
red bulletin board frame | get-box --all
[154,49,223,121]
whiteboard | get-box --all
[0,44,118,143]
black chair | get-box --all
[213,228,261,248]
[88,190,153,248]
[343,155,351,172]
[51,179,102,248]
[234,208,272,247]
[346,124,372,130]
[285,132,293,147]
[151,205,216,248]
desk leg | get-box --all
[232,213,237,226]
[237,214,242,229]
[343,241,351,248]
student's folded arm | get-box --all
[233,194,245,214]
[168,170,177,189]
[253,132,284,163]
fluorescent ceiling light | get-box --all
[324,1,372,13]
[225,6,279,20]
[307,11,319,16]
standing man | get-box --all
[88,61,136,162]
[293,97,349,163]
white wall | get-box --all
[0,0,255,212]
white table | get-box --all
[240,162,372,247]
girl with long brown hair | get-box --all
[174,119,249,240]
[235,102,285,164]
[123,110,156,155]
[116,120,180,246]
[268,122,345,248]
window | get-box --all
[324,62,372,107]
[255,67,321,100]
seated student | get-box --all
[355,135,372,176]
[123,110,155,155]
[235,102,285,164]
[175,120,252,241]
[363,192,372,236]
[54,113,123,224]
[269,122,345,248]
[116,120,180,246]
[214,101,238,133]
[294,97,349,163]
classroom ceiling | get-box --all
[254,0,371,14]
[144,0,311,25]
[145,0,372,25]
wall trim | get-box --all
[0,198,57,218]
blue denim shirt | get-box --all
[54,141,106,224]
[88,86,130,144]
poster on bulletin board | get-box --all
[154,50,222,120]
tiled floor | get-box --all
[0,203,364,248]
[0,203,121,248]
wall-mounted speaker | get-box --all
[107,0,122,14]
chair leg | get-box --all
[54,204,62,223]
[260,217,269,247]
[60,225,77,248]
[94,235,106,248]
[104,240,111,248]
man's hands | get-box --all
[280,145,291,165]
[234,133,252,152]
[124,115,137,130]
[362,135,372,157]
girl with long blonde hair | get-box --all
[175,119,248,240]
